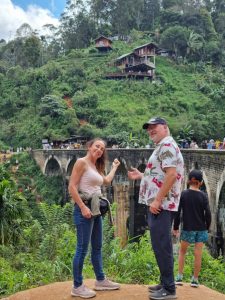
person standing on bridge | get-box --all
[173,169,211,288]
[128,117,184,300]
[69,138,121,298]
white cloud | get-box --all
[0,0,59,41]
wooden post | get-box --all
[113,183,130,247]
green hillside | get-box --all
[0,39,225,149]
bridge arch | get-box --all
[216,168,225,210]
[66,156,77,176]
[217,182,225,231]
[201,170,211,201]
[32,148,225,257]
[216,168,225,231]
[44,155,62,175]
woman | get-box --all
[68,138,120,298]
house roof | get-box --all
[133,42,159,51]
[95,35,113,43]
[115,52,139,61]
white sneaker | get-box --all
[94,278,120,290]
[71,284,96,298]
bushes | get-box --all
[1,216,225,296]
[102,229,225,293]
[0,257,21,295]
[103,234,159,283]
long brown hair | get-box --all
[86,138,107,174]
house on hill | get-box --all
[106,42,157,80]
[133,42,174,58]
[133,42,159,66]
[95,35,113,52]
[114,52,140,69]
[114,51,155,75]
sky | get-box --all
[0,0,67,41]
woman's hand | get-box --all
[103,158,120,184]
[81,205,92,219]
[112,158,120,169]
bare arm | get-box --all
[68,158,92,218]
[150,167,177,214]
[103,159,120,185]
[205,196,212,231]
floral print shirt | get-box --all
[139,136,184,211]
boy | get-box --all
[173,169,211,287]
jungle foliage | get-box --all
[0,44,225,148]
[0,0,225,148]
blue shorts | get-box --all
[180,230,208,243]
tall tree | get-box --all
[129,0,145,30]
[16,23,33,38]
[214,13,225,34]
[40,24,61,60]
[142,0,160,30]
[180,0,205,14]
[22,36,42,67]
[110,0,133,35]
[59,0,96,50]
[160,25,189,58]
[214,0,225,13]
[89,0,114,28]
[199,8,217,41]
[1,35,41,68]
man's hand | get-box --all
[173,229,179,238]
[128,167,143,180]
[149,199,161,214]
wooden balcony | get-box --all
[105,71,153,80]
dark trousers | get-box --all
[147,210,175,293]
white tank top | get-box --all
[78,165,103,196]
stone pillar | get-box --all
[113,184,130,247]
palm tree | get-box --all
[186,30,204,56]
[176,124,195,146]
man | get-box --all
[128,117,184,300]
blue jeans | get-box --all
[148,210,175,293]
[73,205,105,287]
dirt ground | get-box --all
[1,279,225,300]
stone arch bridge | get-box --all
[32,148,225,256]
